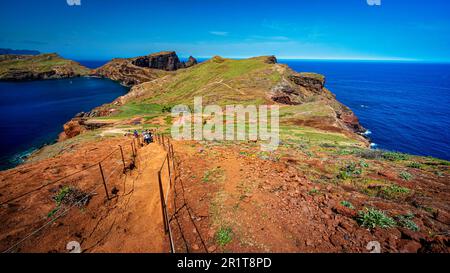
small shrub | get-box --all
[340,201,355,209]
[407,162,422,169]
[380,184,410,199]
[357,149,384,160]
[383,151,409,161]
[356,208,396,229]
[399,171,413,181]
[359,160,369,168]
[161,105,172,113]
[308,189,321,195]
[395,213,420,232]
[53,186,71,206]
[337,149,357,156]
[338,162,362,179]
[215,226,233,246]
[48,186,91,218]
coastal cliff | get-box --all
[93,51,197,86]
[0,53,90,81]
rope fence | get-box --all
[0,138,139,253]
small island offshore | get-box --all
[0,50,448,254]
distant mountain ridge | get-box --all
[0,48,40,55]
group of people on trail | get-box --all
[133,129,153,145]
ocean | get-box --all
[281,60,450,160]
[0,77,128,170]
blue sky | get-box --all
[1,0,449,61]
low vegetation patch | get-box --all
[399,171,413,181]
[308,188,321,195]
[337,162,363,179]
[48,186,92,218]
[356,208,396,229]
[395,213,420,232]
[383,151,409,161]
[357,149,384,160]
[380,184,411,199]
[202,167,225,183]
[407,162,423,169]
[215,226,233,247]
[340,200,355,209]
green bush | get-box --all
[215,226,233,246]
[395,213,420,232]
[340,200,355,209]
[380,184,410,199]
[399,171,413,181]
[383,151,409,161]
[357,208,396,229]
[161,105,172,113]
[407,162,422,169]
[338,162,363,179]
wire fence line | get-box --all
[0,137,139,253]
[154,133,178,253]
[1,132,181,253]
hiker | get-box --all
[143,130,151,145]
[133,130,139,139]
[148,130,153,143]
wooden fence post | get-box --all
[166,153,172,188]
[157,170,168,233]
[98,162,110,200]
[171,145,176,175]
[131,142,135,158]
[119,145,126,173]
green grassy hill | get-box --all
[0,53,90,81]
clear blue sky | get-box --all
[1,0,449,61]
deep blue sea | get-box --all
[0,77,128,170]
[280,60,450,160]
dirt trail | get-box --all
[83,142,169,253]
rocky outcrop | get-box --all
[132,51,197,70]
[58,117,111,141]
[92,58,167,87]
[270,72,325,105]
[270,68,366,135]
[184,56,198,68]
[265,55,278,64]
[0,53,90,81]
[94,51,197,87]
[287,72,325,94]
